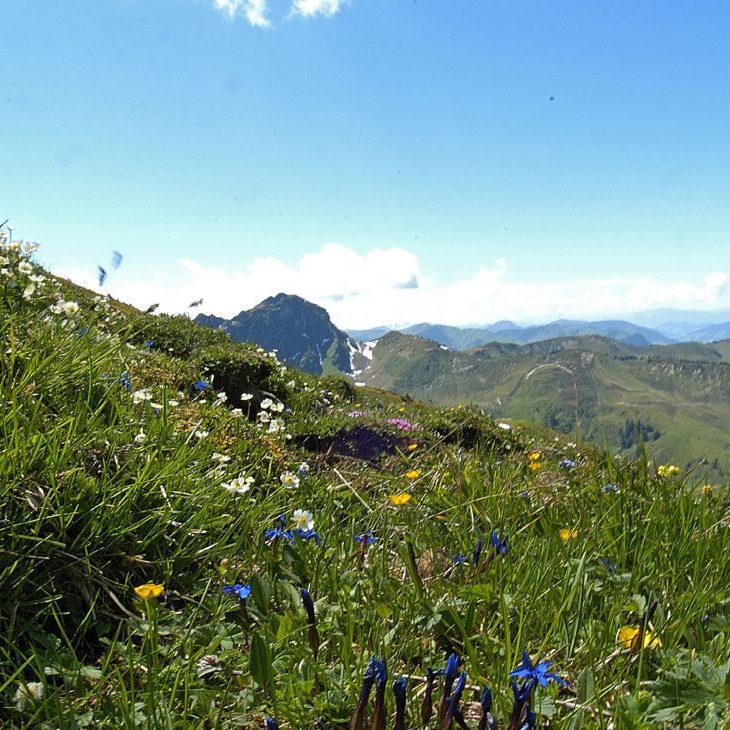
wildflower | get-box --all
[657,464,681,478]
[347,410,365,417]
[119,372,132,391]
[618,626,662,650]
[294,528,321,544]
[393,676,407,730]
[452,553,468,565]
[442,671,467,727]
[230,407,243,416]
[221,583,251,601]
[292,509,314,531]
[280,471,300,489]
[13,681,44,711]
[386,417,417,431]
[702,484,714,495]
[193,379,210,391]
[134,429,147,445]
[559,458,577,469]
[490,530,509,555]
[144,340,154,348]
[296,462,310,479]
[240,392,253,401]
[372,656,388,730]
[389,492,412,506]
[194,430,209,440]
[61,300,80,317]
[407,443,418,451]
[260,397,274,410]
[300,587,320,658]
[222,476,254,495]
[267,418,285,434]
[265,718,279,730]
[472,537,483,566]
[351,657,378,729]
[354,531,377,545]
[404,469,421,479]
[528,461,542,472]
[478,686,497,730]
[437,653,461,723]
[559,528,579,542]
[497,422,511,430]
[132,388,153,404]
[509,650,566,690]
[528,451,541,461]
[601,483,620,494]
[265,515,294,544]
[134,583,164,600]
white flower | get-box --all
[194,430,209,440]
[297,462,310,479]
[497,422,511,430]
[18,261,33,274]
[211,452,230,464]
[292,509,314,531]
[260,397,274,410]
[22,283,36,299]
[213,391,228,405]
[14,681,44,711]
[267,418,285,434]
[222,476,254,495]
[240,392,253,401]
[269,401,284,413]
[134,429,147,445]
[230,408,243,417]
[168,399,179,407]
[257,410,271,423]
[132,389,153,404]
[287,380,297,389]
[62,300,80,317]
[280,471,300,489]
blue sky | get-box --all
[3,0,730,327]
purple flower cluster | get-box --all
[385,418,417,432]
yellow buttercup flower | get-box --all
[528,451,541,461]
[407,443,418,451]
[618,626,662,650]
[389,492,412,506]
[134,583,164,600]
[657,464,681,478]
[528,461,542,472]
[404,469,421,479]
[559,528,578,542]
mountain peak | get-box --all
[197,293,357,375]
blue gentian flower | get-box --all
[264,718,279,730]
[354,532,377,545]
[490,530,509,556]
[509,650,566,689]
[119,372,131,391]
[472,537,483,566]
[145,340,154,348]
[265,526,294,543]
[193,379,210,391]
[393,675,407,730]
[452,553,468,565]
[601,483,620,493]
[478,686,498,730]
[559,458,577,469]
[295,528,321,544]
[221,583,251,601]
[372,656,388,730]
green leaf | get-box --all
[249,630,274,697]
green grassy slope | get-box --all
[2,242,730,728]
[363,333,730,478]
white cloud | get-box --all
[212,0,271,27]
[290,0,347,18]
[55,243,730,330]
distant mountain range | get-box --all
[350,316,730,350]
